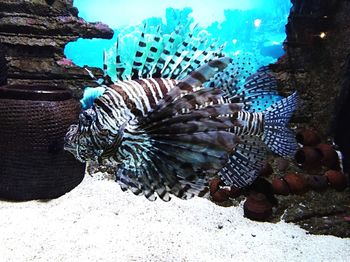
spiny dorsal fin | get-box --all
[131,23,148,79]
[152,57,232,113]
[115,36,127,80]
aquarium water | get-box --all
[64,0,292,80]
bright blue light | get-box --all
[65,0,292,75]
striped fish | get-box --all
[65,27,298,201]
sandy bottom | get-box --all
[0,173,349,262]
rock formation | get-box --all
[271,0,350,237]
[0,0,114,97]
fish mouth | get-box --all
[63,138,76,154]
[63,141,74,152]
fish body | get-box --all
[65,27,298,201]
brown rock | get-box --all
[294,146,322,170]
[0,0,114,96]
[324,170,347,191]
[244,193,273,221]
[275,157,290,172]
[316,144,341,170]
[296,128,321,146]
[283,173,308,194]
[209,178,241,202]
[306,175,329,192]
[272,178,290,195]
[258,161,273,177]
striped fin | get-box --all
[112,25,225,81]
[234,66,282,112]
[146,57,232,118]
[206,53,257,92]
[0,45,7,86]
[152,27,182,77]
[168,35,205,79]
[141,89,238,132]
[141,26,163,78]
[262,92,299,157]
[161,27,197,78]
[207,63,283,112]
[115,86,242,200]
[115,36,127,80]
[103,49,108,77]
[218,135,266,188]
[177,41,222,79]
[131,23,148,79]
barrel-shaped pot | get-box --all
[0,84,85,200]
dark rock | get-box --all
[269,1,350,237]
[244,192,273,222]
[283,173,308,195]
[272,177,290,196]
[275,157,290,172]
[296,128,322,146]
[306,175,329,192]
[273,189,350,238]
[0,0,114,97]
[324,170,348,191]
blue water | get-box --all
[65,0,291,78]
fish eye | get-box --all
[80,110,95,127]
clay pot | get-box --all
[0,84,85,200]
[294,146,322,170]
[324,170,347,191]
[316,144,341,170]
[272,178,290,195]
[295,129,321,146]
[243,192,273,221]
[306,175,328,192]
[283,173,308,194]
[258,162,273,177]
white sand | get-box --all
[0,174,349,262]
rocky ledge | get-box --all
[0,0,114,97]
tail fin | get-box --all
[262,92,299,157]
[0,45,7,86]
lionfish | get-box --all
[64,26,298,201]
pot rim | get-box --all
[0,84,73,101]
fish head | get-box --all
[64,108,103,162]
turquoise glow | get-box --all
[65,0,291,75]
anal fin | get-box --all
[218,135,266,188]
